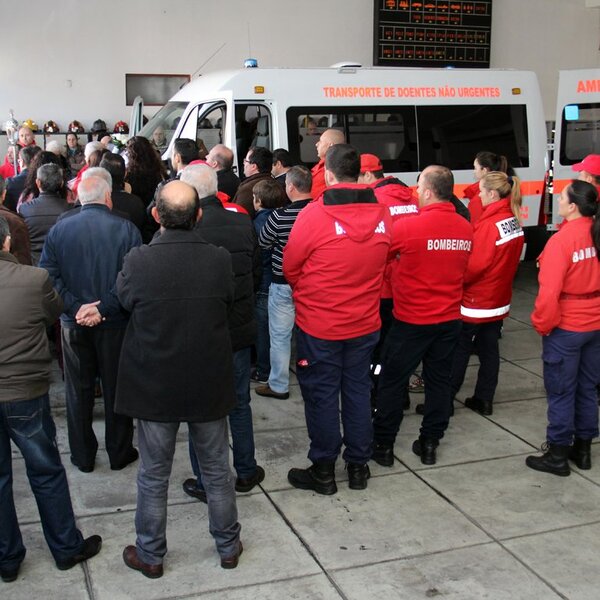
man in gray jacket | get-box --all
[0,215,101,582]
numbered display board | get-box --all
[374,0,492,68]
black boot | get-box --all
[372,443,394,467]
[412,437,438,465]
[568,438,592,470]
[526,443,570,477]
[464,396,493,416]
[346,463,371,490]
[288,462,337,495]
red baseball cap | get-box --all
[572,154,600,177]
[360,153,383,174]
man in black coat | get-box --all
[179,163,264,502]
[115,180,242,576]
[205,144,240,200]
[18,163,68,265]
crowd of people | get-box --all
[1,122,599,582]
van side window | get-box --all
[417,105,530,169]
[195,104,226,159]
[287,107,418,173]
[234,104,272,169]
[559,102,600,165]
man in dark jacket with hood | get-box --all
[179,164,264,502]
[283,144,392,495]
[116,181,242,577]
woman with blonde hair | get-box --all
[449,171,524,416]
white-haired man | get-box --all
[39,176,142,473]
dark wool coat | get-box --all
[114,228,236,422]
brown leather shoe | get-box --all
[220,541,243,569]
[123,545,163,579]
[254,384,289,400]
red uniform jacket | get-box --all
[461,198,524,323]
[463,181,483,224]
[531,217,600,335]
[390,202,473,325]
[310,160,327,201]
[283,183,391,340]
[372,176,419,299]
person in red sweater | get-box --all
[572,154,600,197]
[526,180,600,476]
[283,144,391,494]
[358,153,419,407]
[372,165,473,466]
[449,172,524,416]
[310,128,345,201]
[462,151,514,225]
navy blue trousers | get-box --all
[373,319,461,445]
[296,328,379,465]
[543,328,600,445]
[450,320,503,402]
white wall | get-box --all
[0,0,597,141]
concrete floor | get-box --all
[7,262,600,599]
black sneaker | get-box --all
[250,370,269,384]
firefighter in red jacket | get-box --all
[372,165,473,466]
[462,151,513,225]
[526,180,600,476]
[450,172,524,416]
[310,129,345,202]
[358,153,419,406]
[284,144,391,495]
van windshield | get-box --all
[559,103,600,165]
[139,101,187,155]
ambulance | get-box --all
[547,68,600,230]
[139,63,547,232]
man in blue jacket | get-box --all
[39,175,142,473]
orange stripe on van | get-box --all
[552,179,571,194]
[453,180,544,197]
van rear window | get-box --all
[287,104,529,172]
[559,102,600,165]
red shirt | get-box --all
[531,217,600,335]
[372,176,419,299]
[389,202,473,325]
[461,198,524,323]
[310,160,327,201]
[463,181,483,224]
[283,184,391,340]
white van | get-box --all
[547,68,600,230]
[139,64,547,229]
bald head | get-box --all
[417,165,454,206]
[154,180,199,230]
[206,144,234,171]
[316,128,345,160]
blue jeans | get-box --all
[136,418,240,564]
[255,291,271,379]
[296,329,379,465]
[543,328,600,445]
[268,283,295,393]
[0,394,84,570]
[190,347,257,482]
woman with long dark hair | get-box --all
[527,180,600,476]
[463,151,515,224]
[124,136,167,207]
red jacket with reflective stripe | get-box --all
[390,202,472,325]
[283,184,391,340]
[531,216,600,335]
[461,198,524,323]
[372,176,419,299]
